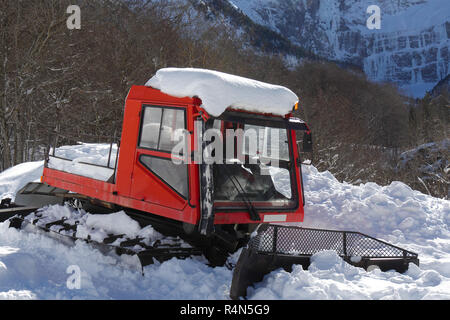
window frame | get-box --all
[212,118,299,212]
[137,104,187,154]
[136,104,190,201]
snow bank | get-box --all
[249,250,448,300]
[0,221,231,300]
[146,68,299,117]
[0,161,43,201]
[300,165,450,243]
[0,148,449,300]
[84,211,142,238]
[244,165,450,300]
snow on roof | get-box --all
[145,68,299,117]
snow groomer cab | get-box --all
[42,68,313,237]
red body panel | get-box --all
[42,85,305,226]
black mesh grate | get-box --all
[250,225,418,259]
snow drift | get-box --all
[0,144,449,299]
[0,161,43,202]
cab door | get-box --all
[130,104,189,212]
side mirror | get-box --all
[302,131,313,153]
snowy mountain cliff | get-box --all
[206,0,449,97]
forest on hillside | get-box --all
[0,0,448,198]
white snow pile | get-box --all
[0,161,43,202]
[47,143,118,181]
[51,143,118,167]
[145,68,299,117]
[22,205,163,246]
[0,144,117,201]
[301,166,450,242]
[0,144,449,300]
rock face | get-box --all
[430,74,449,97]
[226,0,449,97]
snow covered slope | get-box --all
[0,145,449,299]
[226,0,450,97]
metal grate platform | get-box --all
[230,224,419,300]
[250,224,419,260]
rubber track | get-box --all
[3,209,203,271]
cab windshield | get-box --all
[212,117,297,210]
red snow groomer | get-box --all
[0,68,418,299]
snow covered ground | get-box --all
[0,144,449,300]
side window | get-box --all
[139,107,162,149]
[159,108,185,152]
[139,105,185,153]
[140,155,188,199]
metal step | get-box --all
[14,182,68,207]
[0,206,39,223]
